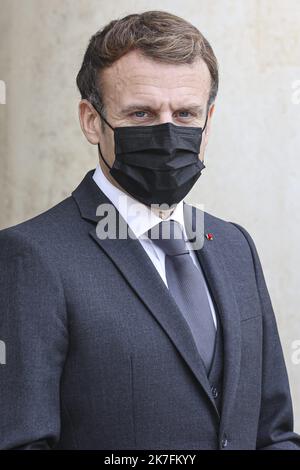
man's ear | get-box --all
[78,99,101,145]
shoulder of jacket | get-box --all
[0,196,77,255]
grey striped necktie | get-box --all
[148,219,216,373]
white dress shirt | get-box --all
[92,162,217,328]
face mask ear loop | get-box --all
[94,104,115,170]
[202,111,209,133]
[97,143,112,170]
[199,110,209,166]
[98,112,115,131]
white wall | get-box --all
[0,0,299,432]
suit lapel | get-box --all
[72,170,219,417]
[89,228,221,414]
[72,170,242,424]
[183,202,242,432]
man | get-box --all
[0,10,299,450]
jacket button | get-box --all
[211,386,218,399]
[221,435,228,448]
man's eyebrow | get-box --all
[120,104,204,115]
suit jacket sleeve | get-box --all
[0,228,68,449]
[231,222,300,450]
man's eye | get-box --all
[178,111,192,118]
[133,111,148,118]
[131,110,194,119]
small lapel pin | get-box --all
[205,233,214,241]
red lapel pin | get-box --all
[205,233,214,240]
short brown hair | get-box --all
[76,10,218,123]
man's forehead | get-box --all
[102,51,211,95]
[105,88,210,116]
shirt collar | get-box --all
[92,162,188,240]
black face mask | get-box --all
[96,107,208,207]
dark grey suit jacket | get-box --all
[0,169,299,450]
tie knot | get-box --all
[147,220,189,256]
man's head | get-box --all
[77,10,218,200]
